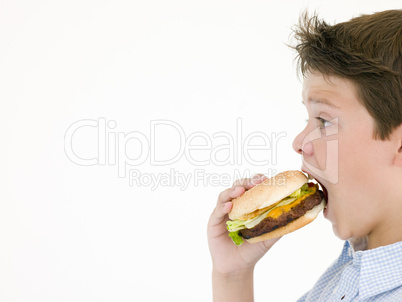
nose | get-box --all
[292,127,314,156]
[292,130,303,155]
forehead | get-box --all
[302,72,360,109]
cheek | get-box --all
[313,140,327,166]
[337,137,374,194]
[310,139,334,179]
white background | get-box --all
[1,1,400,301]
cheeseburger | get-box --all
[227,170,326,245]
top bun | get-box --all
[229,170,308,220]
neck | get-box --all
[367,220,402,249]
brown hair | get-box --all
[291,10,402,140]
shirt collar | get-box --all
[348,236,368,252]
[345,238,402,300]
[336,238,368,264]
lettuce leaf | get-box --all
[228,231,244,246]
[226,219,247,232]
[286,183,309,199]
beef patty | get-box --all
[239,191,324,239]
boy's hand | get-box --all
[207,174,281,276]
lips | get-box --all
[302,170,328,208]
[315,179,328,203]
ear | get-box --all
[394,145,402,167]
[392,125,402,167]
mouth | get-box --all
[304,171,328,209]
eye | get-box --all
[315,117,332,129]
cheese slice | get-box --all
[266,186,317,219]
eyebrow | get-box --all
[302,98,341,109]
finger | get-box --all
[217,186,245,206]
[261,236,282,250]
[209,201,232,228]
[210,187,245,227]
[232,174,268,190]
[233,174,267,188]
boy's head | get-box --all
[292,10,401,140]
[290,10,402,248]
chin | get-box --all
[330,226,346,240]
[331,223,355,241]
[332,228,348,240]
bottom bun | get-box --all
[246,199,325,243]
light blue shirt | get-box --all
[298,238,402,301]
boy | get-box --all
[208,10,402,302]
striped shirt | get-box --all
[297,238,402,301]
